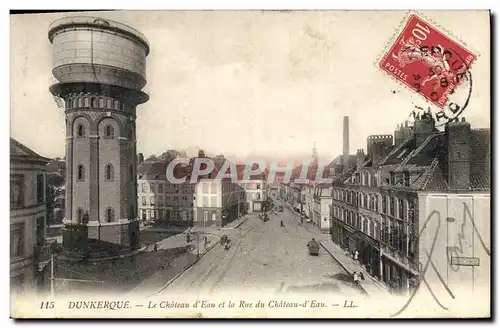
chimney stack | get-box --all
[446,117,471,189]
[356,149,365,169]
[137,153,144,166]
[343,116,349,168]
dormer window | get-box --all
[404,171,410,187]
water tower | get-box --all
[48,16,150,258]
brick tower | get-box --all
[48,16,150,258]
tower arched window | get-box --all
[84,97,90,107]
[104,125,114,138]
[77,208,84,224]
[73,98,78,108]
[99,98,105,108]
[121,102,126,111]
[76,124,85,138]
[106,207,114,223]
[105,164,114,181]
[114,100,120,110]
[67,99,73,109]
[106,99,113,109]
[91,97,98,108]
[77,164,85,181]
[78,97,83,107]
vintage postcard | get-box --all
[9,10,491,319]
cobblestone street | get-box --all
[158,202,365,297]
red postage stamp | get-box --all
[379,14,477,108]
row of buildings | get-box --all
[136,154,268,228]
[279,114,491,295]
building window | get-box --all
[73,98,78,108]
[256,183,261,190]
[84,97,90,107]
[142,196,147,206]
[142,183,147,193]
[382,196,387,214]
[390,171,395,185]
[256,193,261,200]
[150,210,155,219]
[104,125,114,138]
[99,98,105,108]
[10,223,25,257]
[370,221,375,237]
[404,171,410,187]
[36,174,44,204]
[77,124,85,138]
[67,99,73,109]
[150,184,155,193]
[150,196,155,206]
[77,164,85,181]
[129,165,133,180]
[10,174,24,208]
[398,199,405,219]
[91,97,98,108]
[107,99,113,108]
[114,100,120,110]
[158,184,164,193]
[105,164,114,181]
[141,209,147,220]
[106,207,114,223]
[390,198,395,217]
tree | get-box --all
[159,149,180,162]
[146,154,158,161]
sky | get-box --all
[10,10,490,161]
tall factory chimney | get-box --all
[342,116,349,169]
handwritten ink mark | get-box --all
[391,210,450,317]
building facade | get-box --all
[10,139,50,297]
[313,183,333,231]
[240,178,266,213]
[330,114,490,295]
[194,179,245,227]
[137,160,195,227]
[48,16,150,258]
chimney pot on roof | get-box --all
[461,117,466,122]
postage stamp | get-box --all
[379,13,477,108]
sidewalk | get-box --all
[319,239,390,297]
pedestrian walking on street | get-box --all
[353,271,360,286]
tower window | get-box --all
[77,165,85,181]
[77,124,85,138]
[106,99,113,109]
[67,99,73,109]
[99,98,105,108]
[73,98,78,108]
[77,208,84,223]
[114,100,120,110]
[105,164,114,181]
[84,97,90,107]
[104,125,114,138]
[91,97,98,108]
[106,207,114,223]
